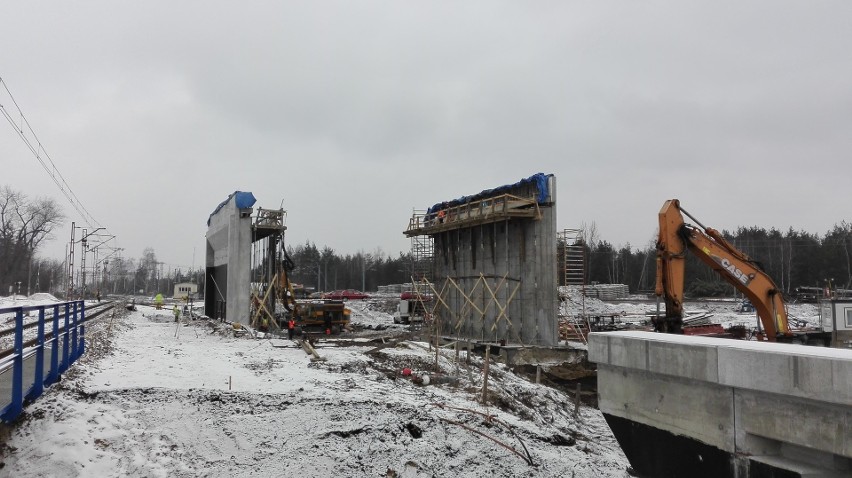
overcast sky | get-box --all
[3,1,851,271]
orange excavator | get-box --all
[654,199,790,341]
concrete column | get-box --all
[427,175,558,346]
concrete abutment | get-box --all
[589,331,852,477]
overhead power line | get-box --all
[0,75,102,229]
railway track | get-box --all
[0,301,118,360]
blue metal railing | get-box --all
[0,300,85,422]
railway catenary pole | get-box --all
[26,255,31,296]
[80,228,87,300]
[66,222,75,299]
[78,228,105,299]
[92,245,98,292]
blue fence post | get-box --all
[46,304,61,386]
[71,301,79,360]
[1,308,24,421]
[28,307,46,400]
[60,302,71,374]
[0,300,93,423]
[78,301,86,359]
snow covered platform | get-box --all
[589,331,852,477]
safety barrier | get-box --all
[0,300,85,422]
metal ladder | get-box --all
[558,229,585,286]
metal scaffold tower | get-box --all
[558,228,589,344]
[250,207,288,332]
[558,228,585,287]
[410,209,434,283]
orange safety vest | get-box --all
[288,319,295,329]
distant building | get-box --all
[820,299,852,348]
[174,282,198,299]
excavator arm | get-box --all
[275,242,299,315]
[655,199,790,341]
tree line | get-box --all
[10,230,852,299]
[565,222,852,297]
[4,184,852,299]
[0,186,63,296]
[283,242,412,292]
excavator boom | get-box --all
[655,199,790,341]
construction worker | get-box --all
[154,293,164,310]
[287,318,295,340]
[173,305,180,323]
[437,209,446,224]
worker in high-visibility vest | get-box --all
[287,318,295,340]
[173,305,180,323]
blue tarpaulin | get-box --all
[207,191,257,226]
[427,173,552,214]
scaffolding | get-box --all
[404,193,541,237]
[410,209,434,283]
[250,208,287,331]
[558,228,588,344]
[415,273,526,346]
[405,192,542,323]
[558,228,585,287]
[403,175,557,346]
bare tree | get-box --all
[842,221,852,289]
[579,221,600,249]
[579,221,599,284]
[0,186,64,292]
[319,246,335,291]
[138,248,159,294]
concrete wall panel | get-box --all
[598,367,736,452]
[587,332,609,364]
[718,347,852,406]
[796,356,838,400]
[735,389,851,459]
[608,335,649,371]
[205,194,253,324]
[649,341,720,383]
[718,348,795,398]
[431,177,557,346]
[834,359,851,402]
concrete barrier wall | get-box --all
[205,196,253,324]
[589,331,852,475]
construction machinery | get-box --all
[290,298,351,334]
[249,207,349,335]
[274,256,350,334]
[392,291,432,325]
[654,199,790,341]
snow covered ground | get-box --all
[558,286,822,330]
[0,301,632,477]
[1,290,823,476]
